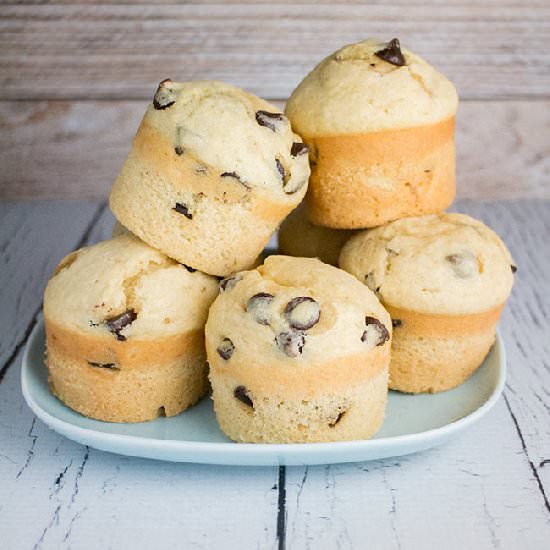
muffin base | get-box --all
[45,320,209,423]
[386,304,503,393]
[210,367,388,443]
[110,121,302,276]
[304,117,455,229]
[278,206,355,266]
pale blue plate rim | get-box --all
[21,318,506,466]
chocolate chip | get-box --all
[183,264,196,273]
[173,203,192,219]
[175,146,184,156]
[392,319,402,328]
[153,79,177,110]
[195,164,208,175]
[309,144,319,167]
[275,158,286,181]
[221,171,250,189]
[511,264,518,273]
[365,272,379,293]
[445,252,479,279]
[246,292,275,325]
[87,361,119,370]
[285,297,321,330]
[219,274,242,292]
[255,110,286,132]
[276,158,304,194]
[234,385,253,407]
[217,338,235,360]
[275,330,306,357]
[105,310,137,341]
[362,316,390,347]
[291,142,309,157]
[329,410,346,428]
[375,38,406,67]
[221,171,240,180]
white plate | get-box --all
[22,318,505,466]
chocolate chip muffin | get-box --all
[110,80,310,276]
[285,38,458,229]
[44,233,219,422]
[205,255,391,443]
[340,213,515,393]
[278,204,356,266]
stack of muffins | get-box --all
[43,38,515,443]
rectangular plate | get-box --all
[22,319,505,466]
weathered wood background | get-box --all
[1,1,549,199]
[1,4,549,549]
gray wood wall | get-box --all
[1,1,548,199]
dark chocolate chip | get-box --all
[329,410,346,428]
[309,144,319,167]
[173,202,192,219]
[105,310,137,341]
[285,297,321,331]
[275,330,306,357]
[217,338,235,360]
[89,320,100,327]
[183,264,196,273]
[221,171,240,179]
[175,146,184,156]
[247,292,275,325]
[255,110,286,132]
[511,264,518,273]
[221,171,250,189]
[291,142,309,157]
[392,319,403,328]
[365,272,379,293]
[153,79,177,110]
[234,385,253,407]
[375,38,406,67]
[87,361,119,370]
[445,252,478,279]
[362,316,390,347]
[219,274,242,292]
[275,158,286,181]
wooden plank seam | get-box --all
[0,202,108,385]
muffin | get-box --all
[110,80,310,276]
[111,220,264,271]
[278,204,356,266]
[339,213,515,393]
[43,233,219,422]
[205,255,391,443]
[285,38,458,229]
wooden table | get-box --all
[1,200,549,549]
[1,3,549,549]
